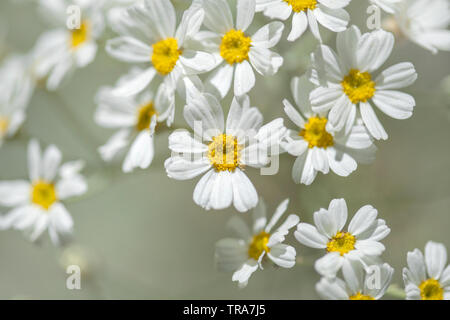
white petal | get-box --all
[267,243,296,268]
[164,156,211,180]
[405,248,426,285]
[252,21,284,48]
[425,241,447,280]
[372,90,415,120]
[348,205,378,236]
[316,277,349,300]
[232,259,259,287]
[315,252,344,277]
[215,238,248,272]
[111,68,156,97]
[42,144,62,182]
[360,102,388,140]
[288,12,308,42]
[28,139,41,181]
[98,129,131,162]
[265,198,289,232]
[56,175,87,200]
[180,50,215,74]
[262,1,292,20]
[314,5,349,33]
[209,170,233,210]
[106,36,151,63]
[168,130,208,154]
[292,150,317,185]
[206,63,234,99]
[234,60,255,97]
[294,223,328,248]
[144,0,176,38]
[203,0,234,34]
[375,62,417,90]
[249,46,283,76]
[231,169,258,213]
[326,146,357,177]
[122,130,154,172]
[0,181,31,207]
[236,0,256,32]
[184,93,224,139]
[310,87,344,114]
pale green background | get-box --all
[0,0,449,299]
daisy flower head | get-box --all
[32,0,106,90]
[369,0,402,14]
[95,68,171,173]
[255,0,350,42]
[403,241,450,300]
[282,74,376,185]
[393,0,450,54]
[215,199,299,287]
[164,92,287,213]
[199,0,284,98]
[0,140,87,246]
[295,198,391,278]
[309,25,418,140]
[316,259,394,300]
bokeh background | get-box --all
[0,0,449,299]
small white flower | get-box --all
[403,241,450,300]
[32,0,105,90]
[215,199,299,288]
[309,25,417,140]
[0,54,35,148]
[282,75,376,185]
[198,0,284,98]
[106,0,215,125]
[164,92,287,213]
[295,198,390,278]
[0,140,87,246]
[369,0,401,14]
[395,0,450,54]
[316,259,394,300]
[256,0,350,42]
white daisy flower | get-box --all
[309,25,418,140]
[106,0,215,125]
[295,198,391,278]
[32,0,106,90]
[198,0,284,98]
[403,241,450,300]
[282,75,376,185]
[0,54,35,148]
[0,140,87,246]
[95,68,171,173]
[317,259,394,300]
[369,0,401,14]
[164,92,287,213]
[255,0,350,42]
[215,199,299,287]
[394,0,450,54]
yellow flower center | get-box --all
[283,0,317,12]
[300,117,334,149]
[207,134,243,172]
[136,102,158,131]
[31,181,58,210]
[0,116,9,135]
[326,232,356,256]
[248,231,271,261]
[349,292,375,300]
[419,278,444,300]
[220,29,252,65]
[151,38,181,75]
[341,69,376,104]
[70,21,90,49]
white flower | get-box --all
[282,75,376,185]
[32,0,106,90]
[0,54,35,148]
[256,0,350,42]
[295,198,390,277]
[215,199,299,287]
[369,0,401,14]
[395,0,450,54]
[316,259,394,300]
[164,92,287,213]
[198,0,284,98]
[309,25,417,140]
[106,0,215,125]
[0,140,87,246]
[403,241,450,300]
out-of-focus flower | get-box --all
[95,68,170,172]
[165,91,287,212]
[282,75,376,185]
[369,0,401,14]
[0,140,87,246]
[309,25,417,140]
[106,0,215,126]
[316,259,394,300]
[0,54,35,147]
[32,0,106,90]
[197,0,284,98]
[256,0,350,42]
[215,199,298,287]
[295,198,390,278]
[403,241,450,300]
[394,0,450,54]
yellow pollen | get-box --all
[70,21,90,49]
[151,38,181,75]
[31,181,58,210]
[326,232,356,256]
[419,278,444,300]
[349,292,375,300]
[248,231,271,261]
[136,102,158,131]
[283,0,317,12]
[341,69,376,104]
[300,117,334,149]
[220,29,252,65]
[207,134,243,172]
[0,116,9,135]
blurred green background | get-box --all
[0,0,449,299]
